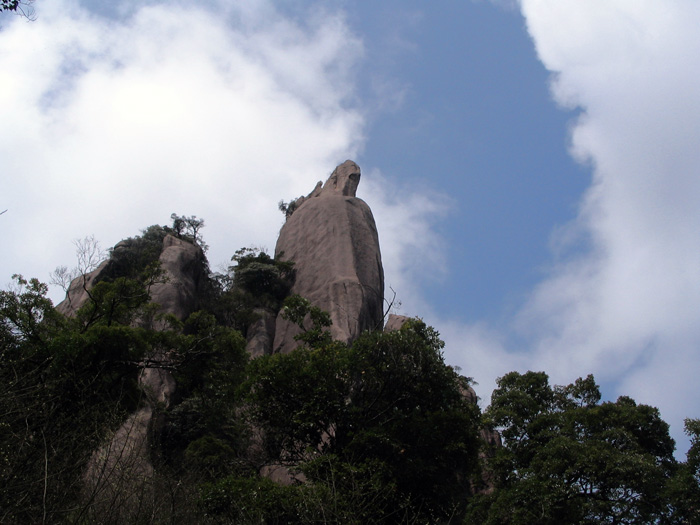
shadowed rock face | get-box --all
[272,160,384,353]
[57,234,205,324]
[62,234,206,406]
[57,235,206,512]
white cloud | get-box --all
[361,169,451,317]
[510,0,700,451]
[0,0,449,337]
[5,0,697,456]
[0,0,365,302]
[428,0,700,454]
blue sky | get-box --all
[352,1,588,321]
[2,0,699,454]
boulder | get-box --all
[273,160,384,353]
[383,314,411,332]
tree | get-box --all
[170,213,207,251]
[664,419,700,523]
[0,276,143,522]
[228,247,294,304]
[50,235,106,293]
[466,371,677,524]
[278,199,299,220]
[237,317,482,523]
[0,0,35,20]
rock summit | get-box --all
[271,160,385,353]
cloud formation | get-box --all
[0,0,448,317]
[0,0,366,300]
[449,0,700,450]
[4,0,696,454]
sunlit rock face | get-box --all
[272,160,385,354]
[148,234,207,325]
[57,234,205,323]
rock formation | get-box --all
[271,160,385,354]
[383,313,411,333]
[57,234,206,323]
[148,234,208,324]
[58,234,207,513]
[55,259,110,318]
[245,307,278,358]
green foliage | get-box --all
[240,319,481,523]
[0,0,19,11]
[467,371,678,525]
[7,221,699,523]
[663,419,700,523]
[278,199,299,220]
[0,0,33,18]
[157,312,251,480]
[281,293,332,348]
[200,458,414,524]
[685,418,700,476]
[76,263,165,330]
[171,213,208,251]
[102,224,172,282]
[209,248,294,334]
[230,247,294,302]
[200,475,320,524]
[0,276,143,523]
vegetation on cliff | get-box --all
[1,219,699,523]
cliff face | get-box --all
[49,161,497,512]
[271,160,385,354]
[148,234,208,324]
[57,234,208,511]
[57,234,206,323]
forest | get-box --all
[1,219,699,524]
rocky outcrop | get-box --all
[272,160,384,353]
[58,235,207,514]
[56,259,110,317]
[384,314,411,333]
[148,235,207,324]
[57,234,206,322]
[245,307,278,358]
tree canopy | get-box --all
[2,220,699,523]
[465,371,699,524]
[205,314,482,523]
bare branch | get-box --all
[1,0,36,21]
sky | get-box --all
[1,0,699,454]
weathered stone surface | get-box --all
[273,160,384,353]
[57,234,205,322]
[55,260,110,317]
[83,407,154,517]
[384,314,411,332]
[58,234,206,511]
[245,307,278,358]
[148,235,206,324]
[321,159,361,196]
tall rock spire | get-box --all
[272,160,384,353]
